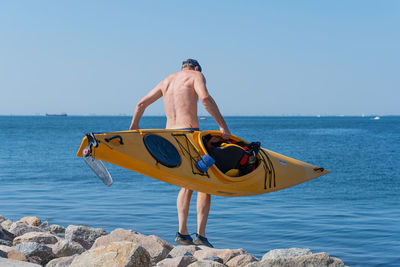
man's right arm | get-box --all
[194,73,231,139]
[129,81,163,130]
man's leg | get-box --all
[177,187,193,235]
[196,192,211,237]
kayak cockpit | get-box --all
[199,132,261,177]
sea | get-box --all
[0,116,399,266]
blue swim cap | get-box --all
[182,59,202,72]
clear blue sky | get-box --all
[1,1,399,116]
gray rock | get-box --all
[0,244,28,262]
[65,225,107,250]
[262,248,312,260]
[50,224,66,237]
[188,260,226,267]
[168,245,202,258]
[0,249,7,258]
[14,242,56,265]
[70,241,151,267]
[46,255,77,267]
[0,239,12,246]
[13,232,58,246]
[0,215,4,223]
[8,222,44,237]
[157,255,198,267]
[193,248,246,264]
[52,239,86,257]
[226,253,259,267]
[1,220,13,231]
[204,256,224,264]
[0,258,42,267]
[92,228,173,265]
[247,252,345,267]
[0,225,15,241]
[38,221,51,232]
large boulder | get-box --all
[91,228,139,248]
[0,258,42,267]
[0,225,15,241]
[226,253,259,267]
[8,222,44,237]
[19,217,41,227]
[0,244,28,261]
[92,228,173,265]
[14,242,56,265]
[248,252,345,267]
[168,245,202,258]
[193,248,246,264]
[46,255,78,267]
[65,225,107,249]
[157,255,197,267]
[13,232,58,246]
[70,241,151,267]
[52,239,86,257]
[262,248,312,260]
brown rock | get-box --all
[70,241,151,267]
[20,217,41,227]
[52,239,86,257]
[92,228,173,265]
[46,255,77,267]
[0,244,28,262]
[0,257,42,267]
[156,255,197,267]
[188,260,226,267]
[193,248,245,264]
[168,245,202,258]
[226,253,259,267]
[13,232,58,246]
[91,228,139,248]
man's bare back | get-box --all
[129,63,230,139]
[162,70,201,129]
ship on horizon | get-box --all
[45,113,67,116]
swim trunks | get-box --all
[177,128,200,131]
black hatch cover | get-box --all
[143,134,181,167]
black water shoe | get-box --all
[193,234,214,248]
[175,232,194,245]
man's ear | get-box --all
[194,66,199,71]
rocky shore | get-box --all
[0,215,346,267]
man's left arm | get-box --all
[129,82,163,130]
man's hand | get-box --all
[220,127,231,140]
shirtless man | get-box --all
[129,59,231,247]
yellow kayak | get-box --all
[76,129,329,197]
